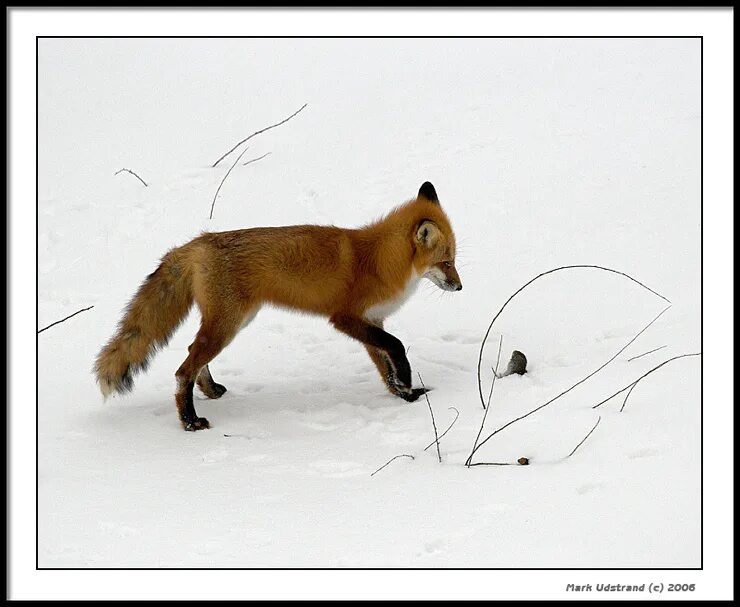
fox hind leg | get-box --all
[175,313,244,431]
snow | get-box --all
[38,37,701,568]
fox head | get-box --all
[412,182,462,292]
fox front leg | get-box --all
[331,314,428,402]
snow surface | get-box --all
[38,38,701,568]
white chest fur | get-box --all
[364,272,421,324]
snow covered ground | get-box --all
[37,37,701,568]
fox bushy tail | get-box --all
[94,250,193,398]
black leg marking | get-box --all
[332,314,413,391]
[177,380,210,431]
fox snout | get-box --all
[425,262,462,292]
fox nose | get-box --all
[455,283,462,291]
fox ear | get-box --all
[416,220,440,248]
[418,181,439,204]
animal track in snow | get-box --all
[308,460,365,478]
[436,333,480,345]
[98,521,140,538]
[627,448,660,460]
[201,449,230,464]
[300,381,331,394]
[415,538,446,558]
[416,355,468,372]
[219,368,244,377]
[576,482,606,495]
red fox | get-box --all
[95,182,462,431]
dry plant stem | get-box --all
[466,336,503,467]
[417,373,441,463]
[619,353,701,412]
[476,265,671,409]
[627,345,667,362]
[209,146,253,220]
[114,168,147,187]
[469,306,671,463]
[423,407,460,452]
[242,152,272,166]
[566,416,602,458]
[467,462,515,466]
[592,353,701,410]
[370,454,414,477]
[38,305,94,334]
[211,103,308,168]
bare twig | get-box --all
[38,305,94,334]
[468,306,671,463]
[114,168,148,187]
[212,103,308,168]
[477,265,670,410]
[423,407,460,452]
[466,336,503,467]
[592,384,634,409]
[467,461,515,466]
[619,353,701,412]
[417,373,441,463]
[592,353,701,411]
[566,416,602,458]
[209,146,253,220]
[242,152,272,166]
[370,454,414,477]
[627,345,667,362]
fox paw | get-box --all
[208,383,227,398]
[197,381,227,399]
[183,417,210,431]
[390,386,431,402]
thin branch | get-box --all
[466,336,503,467]
[477,265,670,409]
[469,306,671,463]
[209,146,252,220]
[619,353,701,412]
[566,416,602,458]
[417,373,441,463]
[370,454,414,477]
[486,366,497,408]
[592,383,634,409]
[592,353,701,411]
[627,345,667,362]
[423,407,460,452]
[242,151,272,166]
[212,103,308,168]
[38,305,94,334]
[114,168,148,187]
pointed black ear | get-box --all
[418,181,439,203]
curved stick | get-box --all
[469,306,671,463]
[370,454,414,477]
[477,265,670,409]
[114,168,147,187]
[423,407,460,452]
[38,305,94,334]
[212,103,307,168]
[566,416,602,458]
[592,353,701,411]
[620,353,701,412]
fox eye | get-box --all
[442,261,453,268]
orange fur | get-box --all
[94,182,461,430]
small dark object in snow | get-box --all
[502,350,527,377]
[517,457,530,466]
